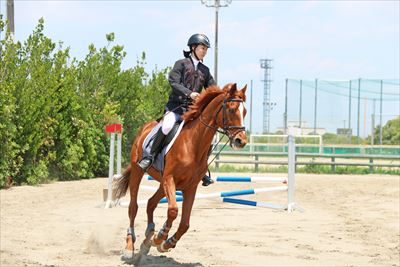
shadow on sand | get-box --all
[122,253,204,267]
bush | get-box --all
[0,18,171,187]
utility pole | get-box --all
[260,59,274,133]
[250,79,253,135]
[201,0,232,85]
[284,79,288,135]
[313,79,318,134]
[7,0,15,37]
[371,99,376,145]
[357,78,361,139]
[379,80,383,145]
[299,80,303,129]
[348,80,352,130]
[348,80,352,141]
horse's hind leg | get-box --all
[121,164,144,262]
[139,185,165,255]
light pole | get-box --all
[7,0,15,37]
[201,0,232,85]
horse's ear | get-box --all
[228,83,237,95]
[240,84,247,95]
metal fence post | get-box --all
[287,135,296,212]
[369,158,374,174]
[116,132,122,177]
[255,154,259,172]
[105,133,115,209]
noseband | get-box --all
[200,94,246,142]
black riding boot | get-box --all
[138,128,167,171]
[202,174,214,186]
[202,145,214,186]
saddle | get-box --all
[141,121,185,173]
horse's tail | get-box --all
[115,164,132,199]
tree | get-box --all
[373,116,400,145]
[0,18,171,187]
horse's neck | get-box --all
[187,95,222,152]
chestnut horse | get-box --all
[115,83,247,262]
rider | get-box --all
[137,33,215,186]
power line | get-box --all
[292,80,400,101]
[323,80,399,96]
[289,79,399,96]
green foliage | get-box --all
[0,19,171,187]
[322,133,364,145]
[372,116,400,145]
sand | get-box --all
[1,173,399,267]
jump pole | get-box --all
[104,123,122,209]
[118,186,287,207]
[214,176,287,183]
[148,176,287,183]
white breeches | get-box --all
[161,111,181,135]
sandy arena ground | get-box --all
[1,173,399,267]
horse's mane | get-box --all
[181,85,224,121]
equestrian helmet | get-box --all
[187,34,211,48]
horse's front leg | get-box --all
[152,175,179,252]
[159,187,197,252]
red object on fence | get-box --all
[105,124,122,133]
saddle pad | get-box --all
[141,120,185,173]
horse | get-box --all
[115,83,248,262]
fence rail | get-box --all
[211,151,400,173]
[214,143,400,155]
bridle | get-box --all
[199,94,246,142]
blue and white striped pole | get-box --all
[148,175,286,183]
[157,186,288,203]
[222,197,287,210]
[215,176,287,183]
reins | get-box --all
[198,93,246,167]
[199,94,246,140]
[206,134,229,167]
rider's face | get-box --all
[193,44,208,60]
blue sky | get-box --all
[1,0,399,135]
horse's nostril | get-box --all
[235,138,242,145]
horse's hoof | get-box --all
[150,233,163,247]
[121,249,134,262]
[157,241,171,253]
[139,240,151,255]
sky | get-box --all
[1,0,399,136]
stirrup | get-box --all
[137,157,153,171]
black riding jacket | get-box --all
[166,57,215,115]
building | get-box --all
[276,121,326,136]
